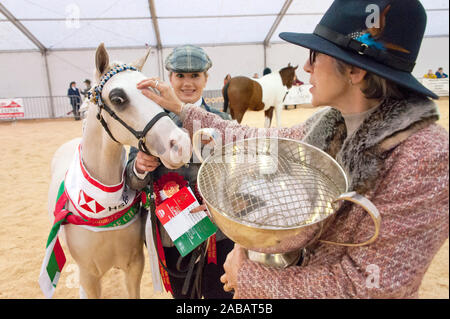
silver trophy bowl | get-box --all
[194,130,380,268]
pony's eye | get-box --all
[111,96,125,104]
[108,88,128,107]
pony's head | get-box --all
[279,63,298,89]
[89,43,191,169]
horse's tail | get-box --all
[222,81,230,113]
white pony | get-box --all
[42,43,191,298]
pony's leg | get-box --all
[230,107,235,121]
[235,109,246,124]
[275,104,282,127]
[78,268,102,298]
[264,107,274,128]
[124,248,145,299]
[79,285,87,299]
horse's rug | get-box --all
[38,144,144,298]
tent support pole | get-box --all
[148,0,165,80]
[43,50,55,118]
[264,44,267,69]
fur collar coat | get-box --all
[180,96,448,298]
[302,96,439,193]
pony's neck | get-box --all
[80,107,125,185]
[279,69,292,88]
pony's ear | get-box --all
[95,43,110,79]
[131,47,151,71]
[288,62,292,67]
[294,65,298,70]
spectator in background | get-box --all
[81,79,92,98]
[224,74,231,86]
[423,69,437,79]
[263,67,272,76]
[67,81,81,120]
[435,67,448,78]
[252,73,259,79]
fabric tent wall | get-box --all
[46,48,160,96]
[0,44,266,97]
[0,36,448,99]
[0,51,49,98]
[414,37,449,79]
[0,48,160,98]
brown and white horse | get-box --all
[44,44,191,298]
[223,64,298,127]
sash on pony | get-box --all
[39,145,142,298]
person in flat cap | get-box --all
[125,44,233,299]
[136,0,448,299]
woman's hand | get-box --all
[190,204,212,218]
[220,244,248,299]
[134,151,160,174]
[137,78,184,115]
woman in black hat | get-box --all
[136,0,448,298]
[125,44,233,299]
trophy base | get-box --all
[247,249,303,268]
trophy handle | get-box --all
[319,191,381,247]
[192,128,220,163]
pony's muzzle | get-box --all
[169,138,191,160]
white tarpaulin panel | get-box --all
[0,0,447,51]
[0,12,36,50]
[159,16,278,46]
[155,0,284,46]
[0,0,150,19]
[287,0,334,14]
[154,0,285,16]
[424,10,450,37]
[271,14,323,43]
[21,19,156,49]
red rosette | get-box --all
[154,172,188,205]
[156,172,187,192]
[193,183,204,205]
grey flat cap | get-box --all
[165,44,212,73]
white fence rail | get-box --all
[421,78,449,97]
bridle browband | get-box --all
[88,64,168,155]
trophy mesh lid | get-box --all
[197,138,348,230]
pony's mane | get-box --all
[83,61,128,117]
[93,61,125,85]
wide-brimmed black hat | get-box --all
[280,0,438,99]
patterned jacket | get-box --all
[179,96,449,298]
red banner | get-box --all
[0,99,24,118]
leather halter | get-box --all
[88,64,168,155]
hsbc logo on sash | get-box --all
[78,189,105,214]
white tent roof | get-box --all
[0,0,448,52]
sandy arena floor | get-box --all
[0,99,448,299]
